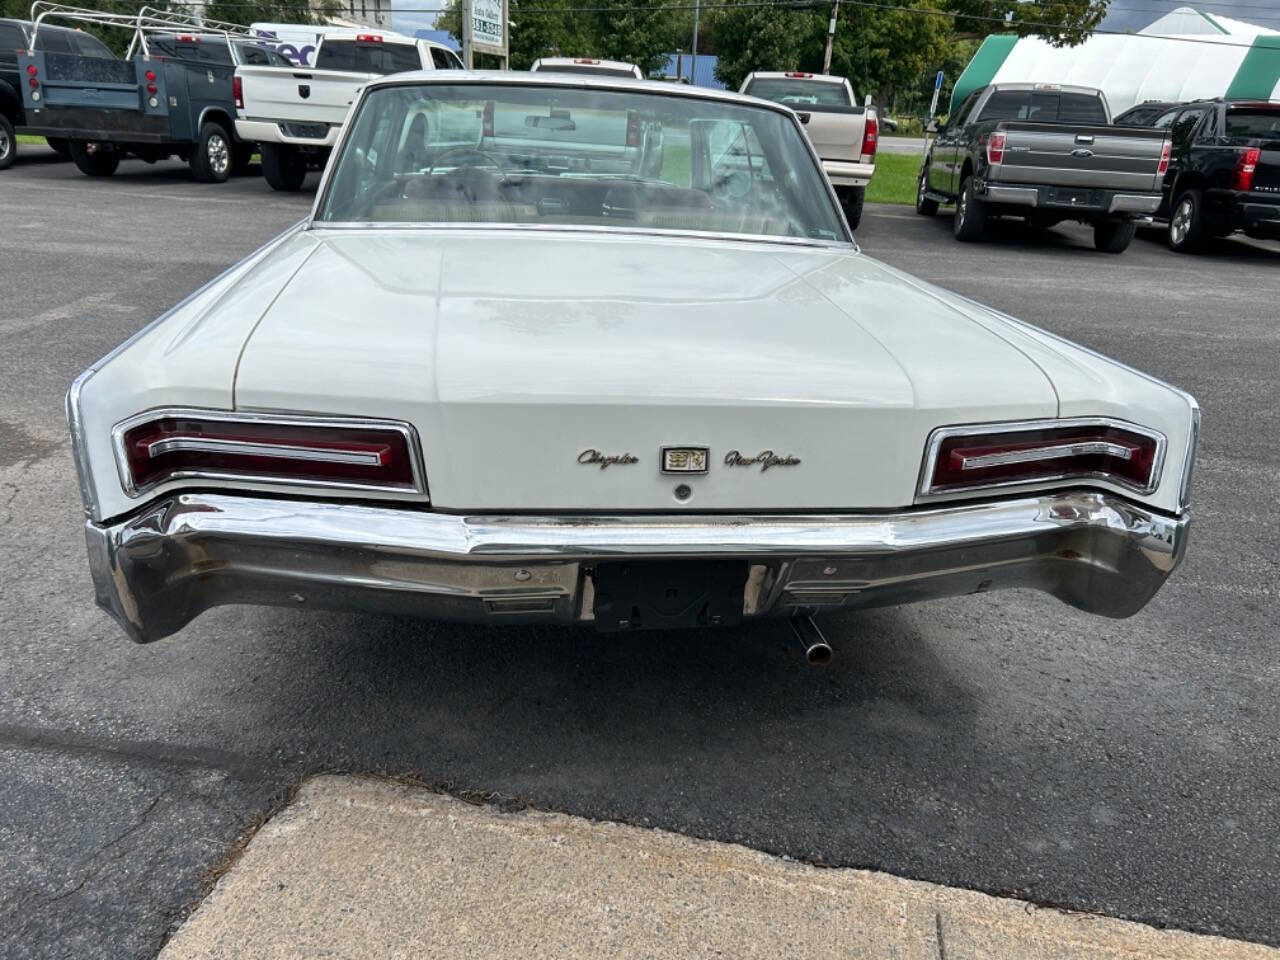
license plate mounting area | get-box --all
[592,559,748,632]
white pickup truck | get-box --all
[739,71,877,229]
[234,31,463,190]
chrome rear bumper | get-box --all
[85,490,1189,643]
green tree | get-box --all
[949,0,1109,46]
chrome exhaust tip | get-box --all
[789,615,832,667]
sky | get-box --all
[390,0,1280,44]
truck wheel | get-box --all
[0,115,15,171]
[69,141,120,177]
[191,122,232,183]
[1093,219,1136,254]
[46,137,71,157]
[837,185,865,231]
[261,143,307,192]
[953,175,985,242]
[1168,189,1205,253]
[915,171,938,216]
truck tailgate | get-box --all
[991,123,1169,192]
[796,106,867,163]
[238,65,374,124]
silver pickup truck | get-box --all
[917,83,1172,253]
[740,71,876,229]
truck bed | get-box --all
[236,64,374,129]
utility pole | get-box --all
[821,0,838,74]
[461,0,473,69]
[689,0,700,85]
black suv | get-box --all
[0,17,115,169]
[1146,98,1280,252]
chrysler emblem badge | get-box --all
[578,449,638,469]
[661,446,709,474]
[299,84,311,99]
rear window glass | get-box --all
[0,22,26,61]
[235,41,291,66]
[744,78,851,106]
[148,35,232,65]
[977,90,1107,125]
[70,31,115,58]
[315,39,420,74]
[1226,109,1280,140]
[34,28,74,54]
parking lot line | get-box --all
[159,776,1278,960]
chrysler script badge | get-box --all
[661,447,709,474]
[724,450,801,471]
[578,449,638,469]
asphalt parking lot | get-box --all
[2,144,1278,959]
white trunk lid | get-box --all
[234,231,1057,511]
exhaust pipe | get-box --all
[790,615,832,667]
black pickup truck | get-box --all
[0,16,115,169]
[917,83,1172,253]
[19,28,282,181]
[1142,99,1280,252]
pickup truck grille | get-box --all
[280,121,330,140]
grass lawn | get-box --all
[17,134,46,145]
[865,152,921,206]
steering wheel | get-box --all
[427,146,505,175]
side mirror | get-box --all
[926,119,939,133]
[864,94,872,107]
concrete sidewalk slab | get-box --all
[161,776,1275,960]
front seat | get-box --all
[398,113,430,172]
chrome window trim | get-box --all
[1179,403,1201,511]
[110,407,428,500]
[916,417,1168,501]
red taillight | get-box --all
[482,100,494,137]
[26,64,37,76]
[574,58,599,64]
[233,75,243,109]
[921,421,1163,497]
[356,34,382,43]
[29,76,38,89]
[1233,146,1260,191]
[784,72,812,78]
[1157,140,1171,176]
[117,415,421,495]
[177,34,197,43]
[860,114,878,163]
[626,109,641,148]
[986,131,1006,165]
[147,84,157,95]
[145,69,156,82]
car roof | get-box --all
[533,57,639,70]
[746,72,845,83]
[986,82,1104,96]
[362,69,798,116]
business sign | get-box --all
[928,70,944,116]
[469,0,507,58]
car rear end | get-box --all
[740,72,876,190]
[1214,101,1280,240]
[236,34,420,149]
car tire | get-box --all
[0,114,16,171]
[46,137,71,157]
[1093,219,1136,253]
[69,141,120,177]
[953,175,985,242]
[837,185,865,231]
[1168,188,1206,253]
[190,121,233,183]
[261,143,307,192]
[915,171,939,216]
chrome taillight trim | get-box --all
[111,407,428,500]
[916,417,1167,501]
[145,436,388,466]
[957,440,1137,471]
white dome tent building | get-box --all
[950,5,1280,117]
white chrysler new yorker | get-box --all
[68,74,1199,659]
